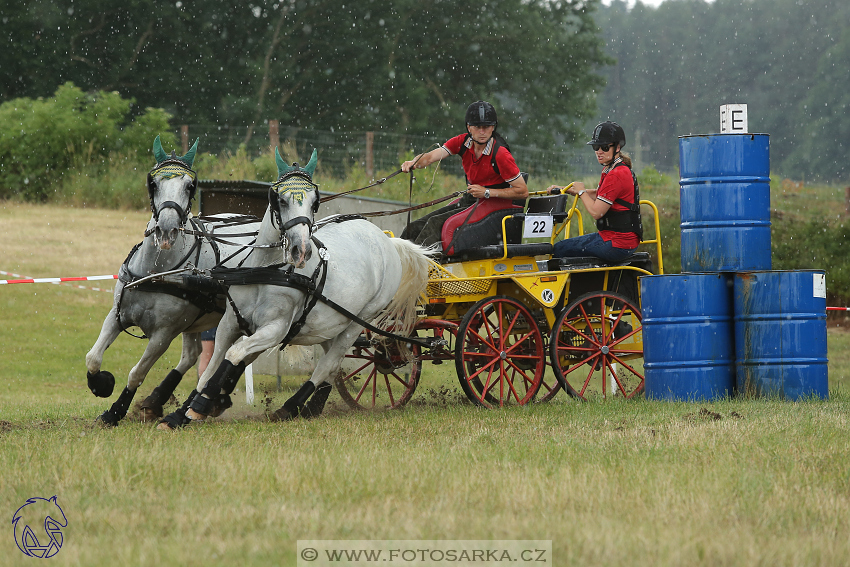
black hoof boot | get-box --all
[87,370,115,398]
[96,387,135,427]
[158,391,197,430]
[270,381,317,422]
[302,382,333,418]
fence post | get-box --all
[366,131,374,178]
[181,125,189,154]
[269,120,280,154]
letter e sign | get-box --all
[720,104,748,133]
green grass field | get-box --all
[1,202,849,567]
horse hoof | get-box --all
[157,421,176,432]
[139,408,160,422]
[87,371,115,398]
[209,394,233,418]
[95,412,118,428]
[139,396,164,419]
[186,408,207,422]
[268,407,295,422]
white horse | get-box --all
[85,136,261,426]
[159,149,432,429]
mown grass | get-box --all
[2,202,850,567]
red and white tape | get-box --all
[0,270,117,293]
[827,307,850,312]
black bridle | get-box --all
[145,160,198,227]
[268,170,321,234]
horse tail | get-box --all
[371,238,434,338]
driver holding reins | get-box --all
[399,100,528,247]
[547,121,642,263]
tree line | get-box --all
[0,0,606,152]
[2,0,847,183]
[593,0,849,182]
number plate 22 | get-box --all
[522,214,553,239]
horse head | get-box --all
[147,135,199,250]
[269,148,320,268]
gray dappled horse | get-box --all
[159,149,432,429]
[85,136,261,426]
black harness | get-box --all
[116,215,259,338]
[595,162,643,240]
[193,217,433,350]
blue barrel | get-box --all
[641,273,735,401]
[679,134,771,272]
[734,271,828,400]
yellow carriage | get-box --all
[336,190,665,409]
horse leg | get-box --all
[182,315,254,423]
[139,332,203,420]
[97,327,180,426]
[186,318,287,421]
[271,324,363,421]
[96,386,137,427]
[302,380,334,419]
[85,306,122,398]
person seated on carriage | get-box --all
[399,100,528,253]
[546,121,642,263]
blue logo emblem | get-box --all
[12,496,67,558]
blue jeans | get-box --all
[553,232,636,263]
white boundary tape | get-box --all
[0,270,117,293]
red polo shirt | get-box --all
[442,134,522,187]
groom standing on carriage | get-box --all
[399,100,528,254]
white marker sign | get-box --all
[523,214,554,239]
[720,104,748,133]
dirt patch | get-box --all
[683,407,725,422]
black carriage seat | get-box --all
[446,193,571,262]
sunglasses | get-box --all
[591,144,612,152]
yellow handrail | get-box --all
[639,199,664,274]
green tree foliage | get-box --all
[593,0,849,181]
[1,0,609,148]
[0,83,173,200]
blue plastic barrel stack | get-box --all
[641,133,828,401]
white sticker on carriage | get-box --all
[541,289,555,303]
[522,214,554,239]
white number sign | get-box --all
[523,214,553,239]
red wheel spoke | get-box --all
[352,366,378,403]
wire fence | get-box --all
[173,123,603,182]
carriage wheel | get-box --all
[336,330,422,410]
[549,291,644,400]
[455,296,545,408]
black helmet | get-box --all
[587,121,626,149]
[465,100,498,127]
